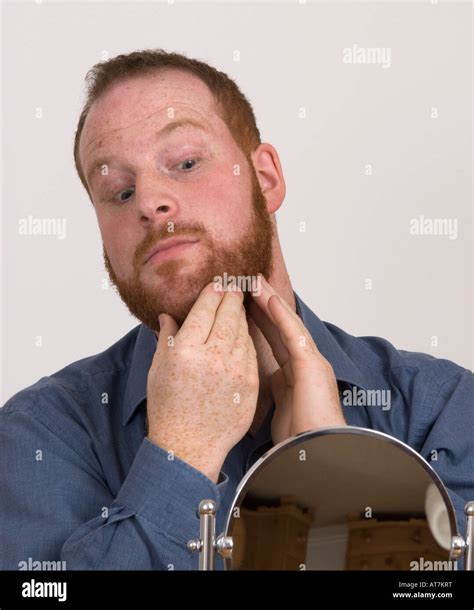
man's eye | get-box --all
[175,158,200,171]
[117,187,135,202]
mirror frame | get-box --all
[222,426,460,570]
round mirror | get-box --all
[223,427,459,570]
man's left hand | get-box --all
[250,276,346,445]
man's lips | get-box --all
[143,237,199,265]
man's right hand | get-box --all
[146,282,260,483]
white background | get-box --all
[1,0,472,403]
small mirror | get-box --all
[223,427,459,570]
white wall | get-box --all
[1,0,472,403]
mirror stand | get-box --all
[188,500,474,571]
[450,501,474,569]
[187,500,233,570]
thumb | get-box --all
[158,313,179,345]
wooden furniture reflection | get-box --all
[232,495,314,570]
[345,517,449,570]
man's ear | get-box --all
[251,143,286,214]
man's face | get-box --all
[79,69,274,330]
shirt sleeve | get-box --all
[417,369,474,554]
[0,401,229,571]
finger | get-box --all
[245,330,259,390]
[177,282,225,345]
[246,329,258,366]
[267,295,317,365]
[248,300,288,367]
[231,310,258,377]
[207,287,244,350]
[253,276,319,355]
[253,276,307,326]
[252,276,293,319]
[229,309,259,400]
[157,313,179,350]
[232,305,250,355]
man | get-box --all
[1,49,472,570]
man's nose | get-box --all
[134,173,180,223]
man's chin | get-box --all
[120,268,214,330]
[151,288,202,328]
[105,204,274,330]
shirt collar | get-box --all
[294,292,369,391]
[122,324,157,425]
[122,291,369,425]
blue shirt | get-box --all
[1,293,472,570]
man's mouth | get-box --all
[144,237,200,266]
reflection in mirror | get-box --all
[226,429,457,570]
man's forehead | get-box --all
[80,72,222,157]
[82,105,218,159]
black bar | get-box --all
[0,570,473,609]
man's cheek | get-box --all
[109,247,135,280]
[200,178,240,209]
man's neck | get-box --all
[246,260,295,439]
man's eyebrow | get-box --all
[157,118,211,139]
[85,118,211,186]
